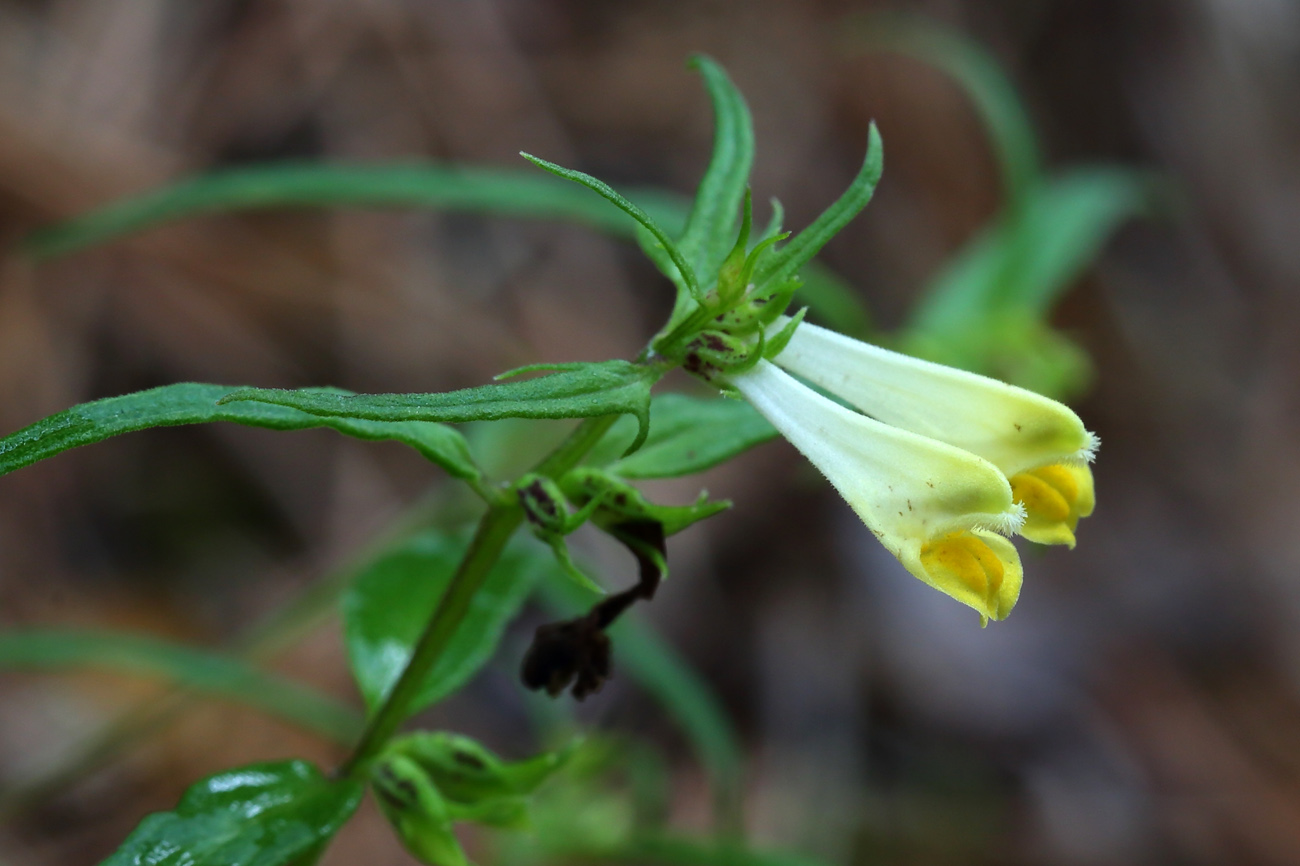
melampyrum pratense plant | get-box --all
[0,54,1101,866]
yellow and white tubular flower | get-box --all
[771,319,1098,549]
[731,360,1028,624]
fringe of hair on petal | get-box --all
[1062,432,1101,466]
[971,503,1027,537]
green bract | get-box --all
[372,733,573,866]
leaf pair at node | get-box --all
[371,732,574,866]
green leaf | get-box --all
[588,834,833,866]
[851,13,1042,201]
[383,731,572,805]
[560,468,731,538]
[0,630,362,744]
[677,55,755,282]
[537,578,743,822]
[906,168,1152,335]
[753,123,884,289]
[99,760,362,866]
[590,392,777,479]
[344,531,543,714]
[372,753,469,866]
[26,163,690,260]
[521,153,702,302]
[222,361,657,456]
[0,382,480,482]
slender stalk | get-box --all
[341,414,621,777]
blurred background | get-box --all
[1,1,1299,864]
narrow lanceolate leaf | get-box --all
[100,760,362,866]
[677,55,755,282]
[591,393,777,479]
[345,532,545,715]
[521,154,702,302]
[24,159,862,340]
[0,382,480,482]
[25,163,690,260]
[0,629,362,744]
[222,361,658,454]
[754,123,884,289]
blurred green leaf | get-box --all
[590,834,832,866]
[588,392,777,478]
[0,630,362,744]
[908,168,1152,336]
[902,310,1094,400]
[100,760,362,866]
[677,55,755,283]
[26,163,689,260]
[222,361,657,455]
[0,382,480,482]
[754,124,883,290]
[26,155,868,339]
[345,531,543,714]
[851,13,1042,200]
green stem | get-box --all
[341,414,620,777]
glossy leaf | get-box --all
[0,382,480,482]
[589,392,777,479]
[753,123,884,290]
[345,531,543,714]
[0,629,362,743]
[677,55,755,282]
[223,361,657,455]
[100,760,363,866]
